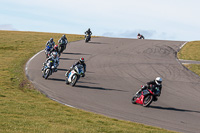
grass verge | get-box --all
[0,30,176,133]
[178,41,200,76]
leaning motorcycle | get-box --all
[85,34,91,43]
[137,35,145,39]
[131,87,160,107]
[65,64,85,86]
[42,60,54,79]
[58,40,67,54]
[45,46,52,58]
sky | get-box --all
[1,0,200,41]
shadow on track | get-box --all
[57,68,68,71]
[62,52,90,55]
[76,85,128,92]
[149,105,200,113]
[90,42,108,45]
[48,78,65,82]
[59,57,76,60]
[78,81,97,85]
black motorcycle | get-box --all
[85,34,91,43]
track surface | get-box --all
[26,37,200,133]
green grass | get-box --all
[178,41,200,61]
[183,64,200,76]
[178,41,200,76]
[0,30,176,133]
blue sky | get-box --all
[1,0,200,41]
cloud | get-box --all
[0,24,17,31]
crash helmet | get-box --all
[62,35,66,39]
[50,38,53,42]
[88,28,90,31]
[52,52,57,59]
[79,57,85,64]
[54,45,58,50]
[155,77,162,85]
[137,33,140,36]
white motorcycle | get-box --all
[42,60,57,79]
[65,64,85,86]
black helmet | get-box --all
[62,35,66,39]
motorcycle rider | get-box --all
[51,44,60,57]
[66,57,86,77]
[42,52,59,73]
[58,35,68,53]
[46,38,55,49]
[137,33,144,39]
[85,28,92,40]
[58,35,68,45]
[135,77,162,99]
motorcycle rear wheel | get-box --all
[143,95,153,107]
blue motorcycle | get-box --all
[45,45,52,58]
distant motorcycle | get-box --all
[42,60,56,79]
[85,34,91,43]
[65,64,85,86]
[137,35,145,39]
[131,87,160,107]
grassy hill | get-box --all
[178,41,200,76]
[0,30,176,133]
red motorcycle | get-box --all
[131,87,160,107]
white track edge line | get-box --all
[25,49,76,109]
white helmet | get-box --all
[155,77,162,85]
[52,52,57,59]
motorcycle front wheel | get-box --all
[131,96,137,104]
[66,78,69,85]
[44,69,50,79]
[71,75,78,87]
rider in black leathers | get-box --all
[58,35,68,53]
[85,28,92,41]
[136,77,162,100]
[66,58,86,77]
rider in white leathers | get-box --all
[44,52,59,72]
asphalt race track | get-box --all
[26,37,200,133]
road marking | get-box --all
[25,49,44,75]
[25,49,77,109]
[179,41,188,50]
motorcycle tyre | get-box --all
[66,78,69,85]
[143,95,153,107]
[44,69,50,79]
[131,96,137,104]
[71,75,78,87]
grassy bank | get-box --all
[178,41,200,76]
[0,30,175,133]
